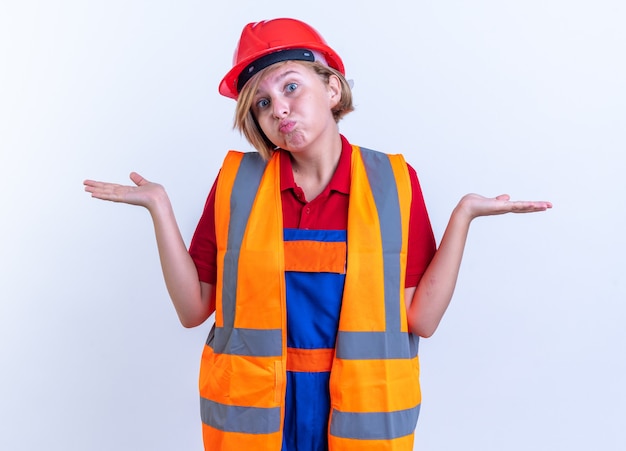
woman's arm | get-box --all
[406,193,552,338]
[84,172,214,327]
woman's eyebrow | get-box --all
[255,70,301,96]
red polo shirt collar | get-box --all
[279,135,352,197]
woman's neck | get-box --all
[289,133,343,202]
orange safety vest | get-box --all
[199,145,421,450]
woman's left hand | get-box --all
[457,194,552,220]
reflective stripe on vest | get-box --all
[199,146,420,450]
[328,147,420,450]
[200,150,286,450]
[213,152,282,358]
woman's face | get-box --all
[251,61,340,153]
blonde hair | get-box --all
[234,60,354,160]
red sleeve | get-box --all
[188,174,219,284]
[405,164,436,288]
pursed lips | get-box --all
[279,120,296,134]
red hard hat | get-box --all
[219,18,345,100]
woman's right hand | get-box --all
[84,171,214,326]
[83,172,166,211]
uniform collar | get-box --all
[279,134,352,195]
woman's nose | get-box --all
[272,97,289,118]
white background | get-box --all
[1,1,625,450]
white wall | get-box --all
[1,1,624,450]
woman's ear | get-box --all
[327,74,341,108]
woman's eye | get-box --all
[256,98,270,109]
[285,83,298,93]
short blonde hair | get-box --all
[234,60,354,160]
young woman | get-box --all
[84,18,551,451]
